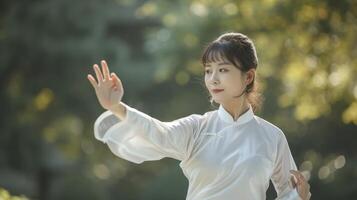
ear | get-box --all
[245,69,256,85]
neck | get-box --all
[221,99,250,121]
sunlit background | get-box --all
[0,0,356,199]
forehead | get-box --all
[204,60,232,67]
[202,47,236,66]
[204,48,226,62]
[204,51,228,63]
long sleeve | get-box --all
[94,103,200,164]
[271,131,303,200]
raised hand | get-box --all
[87,60,124,111]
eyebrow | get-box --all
[205,61,231,67]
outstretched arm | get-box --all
[88,60,201,164]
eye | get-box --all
[219,68,228,72]
[205,69,211,74]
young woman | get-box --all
[87,32,311,200]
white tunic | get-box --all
[94,102,303,200]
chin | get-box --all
[211,97,224,104]
[213,95,233,104]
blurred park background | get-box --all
[1,0,357,199]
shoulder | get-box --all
[252,116,292,159]
[177,109,218,135]
[184,109,216,123]
[180,110,212,122]
[252,115,286,140]
[171,109,214,129]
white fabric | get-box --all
[94,102,304,200]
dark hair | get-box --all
[201,32,264,112]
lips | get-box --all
[212,89,224,93]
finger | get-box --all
[289,170,299,179]
[290,176,297,188]
[110,74,118,91]
[290,170,303,185]
[110,74,117,89]
[112,72,123,89]
[93,64,104,83]
[87,74,98,89]
[297,173,306,182]
[101,60,110,81]
[290,170,304,179]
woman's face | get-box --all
[204,58,247,105]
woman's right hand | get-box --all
[87,60,124,111]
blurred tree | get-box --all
[0,0,163,199]
[0,187,29,200]
[0,0,356,199]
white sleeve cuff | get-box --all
[94,103,134,143]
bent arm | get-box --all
[271,131,302,200]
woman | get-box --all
[87,32,311,200]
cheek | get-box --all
[223,76,245,92]
[223,75,242,86]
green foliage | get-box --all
[0,0,356,199]
[0,188,29,200]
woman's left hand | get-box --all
[290,170,311,200]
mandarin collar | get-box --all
[218,104,254,125]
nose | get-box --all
[208,71,220,85]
